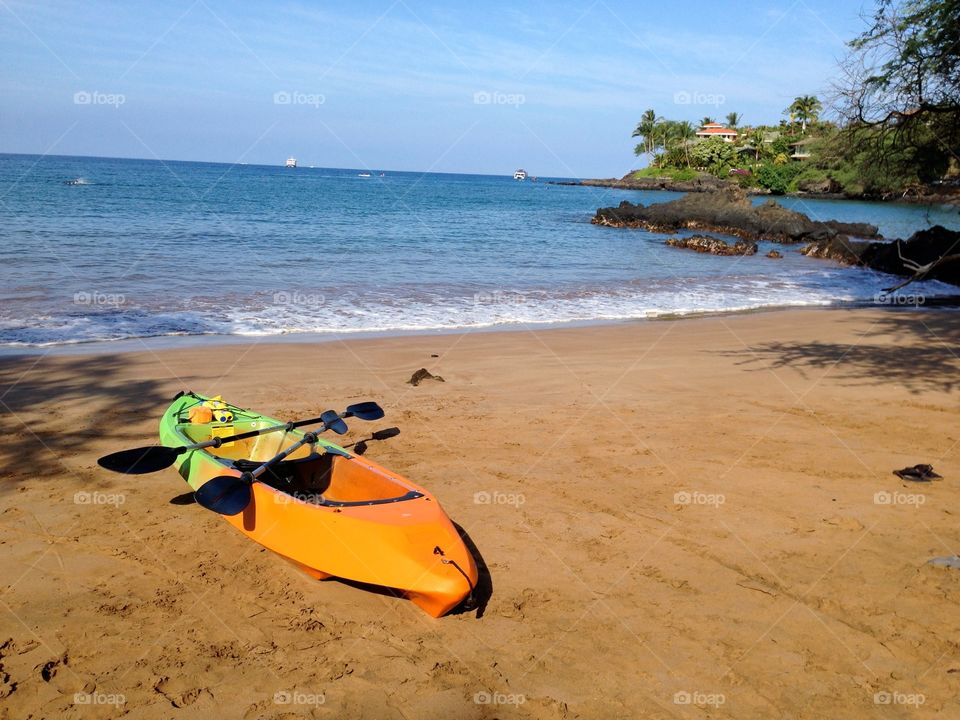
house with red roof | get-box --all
[695,122,738,143]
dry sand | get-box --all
[1,307,958,719]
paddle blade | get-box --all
[194,476,252,516]
[321,409,348,435]
[97,446,181,474]
[345,402,385,421]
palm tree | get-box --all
[787,96,822,134]
[700,116,716,127]
[725,112,741,128]
[632,109,660,159]
[749,128,766,161]
[671,120,697,167]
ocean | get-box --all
[1,153,957,349]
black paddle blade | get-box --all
[194,475,252,516]
[321,409,348,435]
[97,445,181,474]
[345,402,385,421]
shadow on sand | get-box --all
[0,353,196,485]
[719,307,960,394]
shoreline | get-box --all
[5,299,960,357]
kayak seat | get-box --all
[233,452,332,492]
[236,452,415,506]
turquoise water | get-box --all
[1,153,957,347]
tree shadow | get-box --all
[0,353,194,489]
[721,308,960,394]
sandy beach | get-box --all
[1,307,958,719]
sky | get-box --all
[0,0,873,177]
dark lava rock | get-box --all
[408,368,445,386]
[801,225,960,287]
[665,234,758,256]
[799,237,868,264]
[766,250,783,259]
[593,185,881,244]
[797,177,843,194]
[580,174,727,194]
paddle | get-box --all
[195,416,357,515]
[97,401,384,474]
[194,429,323,515]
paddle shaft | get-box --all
[177,400,381,454]
[179,414,330,455]
[245,431,320,481]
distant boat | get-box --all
[513,169,527,181]
[285,157,297,168]
[358,172,372,178]
[379,172,385,177]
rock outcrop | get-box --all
[576,174,729,194]
[665,235,758,256]
[593,185,881,244]
[801,225,960,287]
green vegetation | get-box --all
[629,0,959,198]
[630,167,700,182]
[833,0,959,193]
[631,102,828,194]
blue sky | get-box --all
[1,0,870,177]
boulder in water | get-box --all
[665,234,758,256]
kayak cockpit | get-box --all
[178,421,422,507]
[241,451,423,507]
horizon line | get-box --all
[0,151,580,181]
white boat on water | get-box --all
[513,168,527,181]
[358,172,372,178]
[285,157,297,168]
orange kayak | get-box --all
[159,392,478,617]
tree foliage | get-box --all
[834,0,960,184]
[787,96,822,132]
[690,137,737,174]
